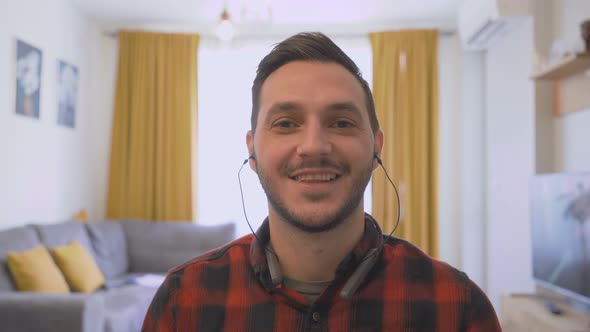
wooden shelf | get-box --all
[533,53,590,80]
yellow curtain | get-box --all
[370,30,439,257]
[106,31,199,222]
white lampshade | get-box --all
[216,9,235,42]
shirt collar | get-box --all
[249,213,384,291]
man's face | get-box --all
[247,61,383,233]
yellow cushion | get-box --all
[73,209,89,223]
[51,240,105,293]
[6,244,70,293]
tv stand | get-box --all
[501,293,590,331]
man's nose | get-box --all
[296,123,332,157]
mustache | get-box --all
[281,158,350,175]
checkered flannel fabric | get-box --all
[142,215,501,331]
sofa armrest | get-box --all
[0,292,105,332]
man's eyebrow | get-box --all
[264,101,362,122]
[265,102,304,119]
[326,102,363,116]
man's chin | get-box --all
[279,209,348,234]
[285,217,343,234]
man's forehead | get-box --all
[258,61,367,113]
[263,61,354,84]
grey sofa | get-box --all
[0,220,235,332]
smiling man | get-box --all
[142,32,501,332]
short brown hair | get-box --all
[251,32,379,134]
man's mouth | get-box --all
[290,173,340,182]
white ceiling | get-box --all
[69,0,463,36]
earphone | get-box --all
[373,152,382,164]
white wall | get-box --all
[555,110,590,171]
[459,50,487,288]
[437,34,463,268]
[440,36,493,298]
[485,19,536,308]
[89,35,118,221]
[0,0,108,229]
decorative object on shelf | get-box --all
[532,19,590,117]
[549,39,571,65]
[531,53,590,116]
[56,59,79,128]
[15,39,42,119]
[582,19,590,52]
[533,52,548,74]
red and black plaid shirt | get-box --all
[142,214,501,331]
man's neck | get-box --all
[268,209,366,283]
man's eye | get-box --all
[273,120,297,129]
[332,120,353,128]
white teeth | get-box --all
[294,174,337,182]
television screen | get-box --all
[531,173,590,305]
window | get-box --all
[197,37,372,237]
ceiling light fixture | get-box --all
[216,8,235,42]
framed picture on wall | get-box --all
[57,59,78,128]
[15,39,42,119]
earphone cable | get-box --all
[238,159,278,257]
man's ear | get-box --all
[246,131,257,172]
[373,129,384,170]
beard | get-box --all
[256,156,374,233]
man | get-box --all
[142,32,501,331]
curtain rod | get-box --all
[103,29,456,39]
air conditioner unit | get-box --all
[458,0,530,51]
